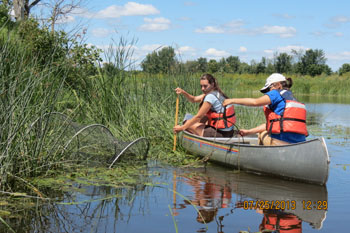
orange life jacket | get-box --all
[264,90,308,136]
[206,105,236,129]
[261,213,302,233]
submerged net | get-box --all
[28,112,149,167]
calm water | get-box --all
[2,98,350,233]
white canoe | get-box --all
[180,130,330,185]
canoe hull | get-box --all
[180,131,330,185]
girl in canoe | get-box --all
[173,73,236,137]
[223,73,308,145]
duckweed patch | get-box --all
[32,164,152,191]
[308,124,350,146]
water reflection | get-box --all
[258,209,302,233]
[181,173,231,224]
[175,165,328,232]
[0,163,329,233]
[307,103,350,128]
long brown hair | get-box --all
[280,77,293,90]
[200,74,228,98]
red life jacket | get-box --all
[261,213,302,233]
[206,105,236,129]
[264,90,308,136]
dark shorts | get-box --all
[203,126,234,138]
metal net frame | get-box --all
[28,112,149,167]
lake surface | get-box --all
[1,98,350,233]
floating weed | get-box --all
[0,196,38,221]
[308,124,350,146]
[0,210,11,217]
[335,164,350,171]
[31,163,153,196]
[0,201,9,206]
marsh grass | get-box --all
[0,31,71,188]
[2,31,348,192]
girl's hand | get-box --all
[173,125,184,133]
[239,129,250,136]
[175,87,184,95]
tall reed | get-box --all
[74,42,265,159]
[0,30,69,188]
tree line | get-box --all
[141,46,350,76]
[2,1,350,77]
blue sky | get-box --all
[56,0,350,71]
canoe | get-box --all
[180,130,330,185]
[177,165,328,229]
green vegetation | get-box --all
[1,7,350,194]
[140,46,342,77]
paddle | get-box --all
[173,94,179,151]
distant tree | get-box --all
[238,62,251,74]
[294,49,331,76]
[197,57,208,73]
[225,56,240,73]
[339,63,350,75]
[218,57,226,72]
[141,46,176,74]
[256,57,267,74]
[208,59,219,73]
[184,60,199,73]
[275,52,292,73]
[265,62,275,74]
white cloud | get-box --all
[56,15,75,24]
[195,20,295,38]
[335,32,344,37]
[312,31,327,37]
[264,50,274,55]
[325,16,350,28]
[91,28,113,38]
[239,46,247,52]
[140,44,163,52]
[261,45,308,58]
[184,1,196,6]
[272,13,295,19]
[276,45,308,53]
[205,48,230,57]
[332,16,350,23]
[94,2,159,18]
[176,46,196,57]
[178,46,195,53]
[327,51,350,61]
[259,25,296,38]
[179,16,191,21]
[226,19,245,28]
[139,17,171,31]
[96,44,137,52]
[195,26,224,34]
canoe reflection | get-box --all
[258,209,302,233]
[175,164,327,231]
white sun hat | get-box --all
[260,73,286,93]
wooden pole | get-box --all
[173,94,179,151]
